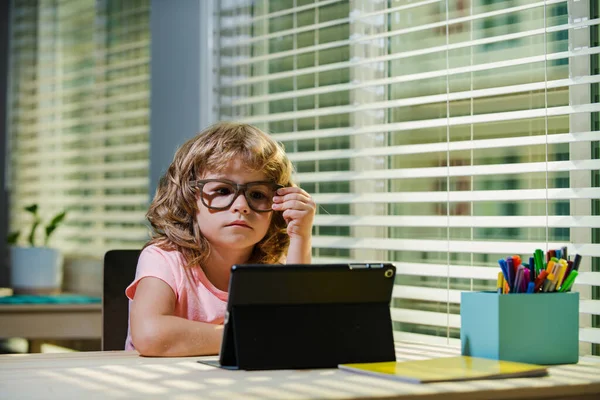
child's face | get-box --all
[195,157,274,255]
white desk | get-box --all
[1,341,599,399]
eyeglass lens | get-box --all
[201,181,277,211]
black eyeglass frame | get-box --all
[192,179,284,213]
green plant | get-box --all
[7,204,67,247]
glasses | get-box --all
[193,179,283,213]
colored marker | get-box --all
[526,281,535,293]
[533,270,548,292]
[573,254,582,271]
[555,262,568,288]
[561,246,568,261]
[546,259,556,274]
[534,249,544,274]
[542,273,555,292]
[506,257,515,291]
[523,268,530,290]
[497,271,504,294]
[513,266,524,294]
[528,256,535,280]
[498,259,510,289]
[559,270,579,292]
[512,255,521,270]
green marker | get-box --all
[534,249,544,274]
[559,270,578,292]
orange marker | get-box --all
[546,259,555,274]
[512,255,521,268]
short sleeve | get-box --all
[125,245,181,300]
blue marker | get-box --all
[506,257,515,292]
[528,256,535,281]
[499,259,512,291]
[526,281,535,293]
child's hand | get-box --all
[272,186,316,239]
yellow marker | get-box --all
[496,271,504,294]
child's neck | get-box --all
[203,245,253,292]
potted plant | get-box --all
[7,204,67,294]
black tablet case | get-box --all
[218,263,396,370]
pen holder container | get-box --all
[460,291,579,365]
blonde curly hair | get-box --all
[146,122,294,270]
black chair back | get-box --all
[102,249,140,351]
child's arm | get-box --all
[272,186,316,264]
[129,276,223,357]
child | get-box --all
[125,122,315,356]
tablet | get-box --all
[213,263,396,370]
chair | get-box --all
[102,249,140,351]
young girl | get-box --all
[125,122,315,357]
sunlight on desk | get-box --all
[246,376,273,382]
[1,342,599,399]
[161,379,206,390]
[101,364,161,379]
[70,367,168,394]
[143,363,189,375]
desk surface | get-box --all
[1,341,600,400]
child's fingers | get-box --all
[272,190,316,209]
[282,208,311,220]
[272,192,310,203]
[272,198,314,211]
[276,186,311,198]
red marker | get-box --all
[533,270,548,293]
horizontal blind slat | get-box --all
[226,19,598,67]
[229,74,600,112]
[225,45,600,88]
[391,308,461,329]
[265,103,600,141]
[298,159,600,183]
[576,272,600,286]
[393,285,462,303]
[312,188,600,204]
[393,331,461,347]
[314,215,600,229]
[220,0,344,26]
[579,328,600,345]
[580,300,600,316]
[312,236,600,257]
[288,132,599,162]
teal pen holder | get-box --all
[460,291,579,365]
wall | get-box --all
[0,1,10,286]
[149,0,215,197]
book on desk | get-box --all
[338,356,548,384]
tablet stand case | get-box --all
[219,264,396,370]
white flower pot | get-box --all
[10,247,64,294]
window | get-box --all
[8,0,150,257]
[216,0,600,355]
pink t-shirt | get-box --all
[124,244,228,350]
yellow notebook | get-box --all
[338,356,548,384]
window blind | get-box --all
[216,0,600,355]
[8,0,150,258]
